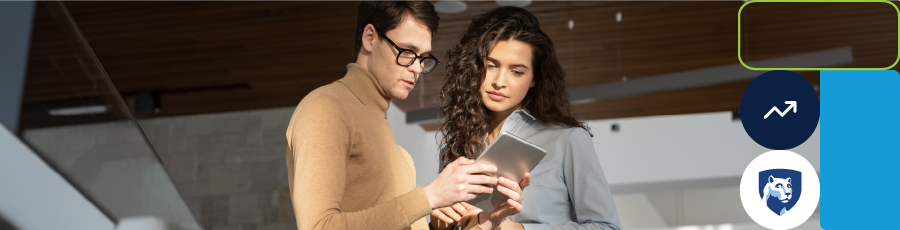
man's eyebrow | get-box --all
[395,41,421,53]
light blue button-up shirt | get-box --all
[488,110,622,230]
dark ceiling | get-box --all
[21,1,898,131]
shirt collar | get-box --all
[484,109,537,144]
[337,63,391,114]
[513,109,537,122]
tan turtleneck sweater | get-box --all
[285,63,431,230]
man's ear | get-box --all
[361,24,378,54]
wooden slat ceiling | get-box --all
[22,1,897,131]
[20,2,147,131]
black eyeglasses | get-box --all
[375,30,440,74]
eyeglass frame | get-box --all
[360,28,441,74]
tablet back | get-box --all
[469,132,546,212]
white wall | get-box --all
[584,112,819,229]
[589,111,818,188]
[613,193,669,228]
[630,218,822,230]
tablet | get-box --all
[468,131,547,212]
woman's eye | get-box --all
[513,71,524,75]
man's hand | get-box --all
[477,173,531,230]
[430,203,479,230]
[424,157,498,209]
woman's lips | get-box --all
[487,91,507,101]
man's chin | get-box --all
[390,89,411,100]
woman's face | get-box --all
[480,39,535,114]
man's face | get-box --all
[367,16,432,100]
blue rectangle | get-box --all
[821,70,900,229]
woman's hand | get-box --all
[430,203,480,230]
[477,173,531,230]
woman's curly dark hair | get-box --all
[439,6,590,168]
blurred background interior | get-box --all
[2,1,895,230]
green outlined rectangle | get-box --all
[738,0,900,70]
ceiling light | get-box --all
[48,105,108,116]
[496,0,531,8]
[435,1,467,14]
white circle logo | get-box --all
[740,150,819,230]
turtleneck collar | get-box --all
[338,63,392,114]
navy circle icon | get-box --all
[740,70,819,150]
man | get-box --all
[285,2,500,230]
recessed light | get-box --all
[435,1,467,14]
[496,0,531,8]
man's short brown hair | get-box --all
[354,1,440,61]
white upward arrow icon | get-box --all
[764,101,797,119]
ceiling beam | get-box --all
[568,46,851,104]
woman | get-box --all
[432,6,622,230]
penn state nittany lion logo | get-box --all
[764,175,792,204]
[758,169,802,216]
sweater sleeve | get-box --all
[399,146,432,230]
[286,94,432,230]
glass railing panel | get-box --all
[16,2,202,230]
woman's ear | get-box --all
[361,24,377,53]
[530,82,536,88]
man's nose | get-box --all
[408,58,423,74]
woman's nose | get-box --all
[491,72,506,88]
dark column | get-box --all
[0,1,36,132]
